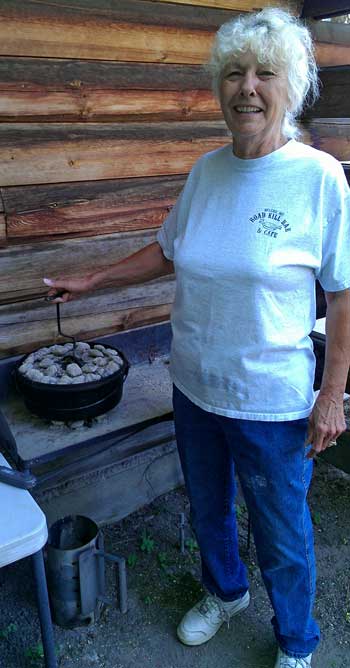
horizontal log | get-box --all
[0,58,211,91]
[0,0,238,32]
[300,119,350,161]
[0,57,218,122]
[315,42,350,67]
[0,122,230,187]
[0,0,219,65]
[312,22,350,69]
[0,121,229,147]
[4,174,185,240]
[0,18,213,65]
[149,0,300,10]
[301,1,350,18]
[309,19,350,46]
[1,120,342,189]
[0,3,341,73]
[4,158,349,242]
[302,66,350,119]
[0,0,313,68]
[0,228,158,303]
[0,89,220,123]
[0,303,172,358]
[0,215,6,246]
[1,276,175,325]
[1,174,185,215]
[6,204,169,240]
[0,56,218,123]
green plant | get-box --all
[140,530,155,554]
[313,511,321,526]
[157,551,168,570]
[185,537,199,553]
[0,622,18,640]
[24,643,44,667]
[127,552,138,568]
[345,611,350,623]
[235,503,245,519]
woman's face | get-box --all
[219,51,289,153]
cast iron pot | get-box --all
[14,343,130,422]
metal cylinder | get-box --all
[46,515,103,628]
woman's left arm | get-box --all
[307,288,350,459]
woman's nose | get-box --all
[239,72,258,96]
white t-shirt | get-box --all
[157,140,350,420]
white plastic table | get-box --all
[0,452,57,667]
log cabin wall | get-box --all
[0,0,348,358]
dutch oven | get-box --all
[14,343,130,422]
[14,298,129,421]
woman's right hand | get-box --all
[43,275,96,303]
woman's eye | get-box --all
[259,71,275,77]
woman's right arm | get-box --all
[44,241,174,303]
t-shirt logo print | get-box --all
[249,209,291,238]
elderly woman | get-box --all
[45,8,350,667]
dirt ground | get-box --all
[0,456,349,668]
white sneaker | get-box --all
[176,590,250,646]
[274,648,312,668]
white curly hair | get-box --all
[208,7,319,139]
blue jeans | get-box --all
[173,384,320,658]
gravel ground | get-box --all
[0,456,349,668]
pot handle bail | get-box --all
[122,361,130,382]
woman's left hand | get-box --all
[306,392,346,459]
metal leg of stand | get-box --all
[31,550,57,668]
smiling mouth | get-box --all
[233,106,263,113]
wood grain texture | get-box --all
[0,19,213,65]
[3,119,347,189]
[0,215,6,246]
[0,303,172,358]
[0,224,175,354]
[148,0,300,10]
[301,0,350,19]
[0,228,158,303]
[0,0,238,31]
[4,162,348,242]
[0,122,230,187]
[0,58,219,122]
[4,175,185,240]
[302,66,350,119]
[0,88,220,123]
[309,20,350,47]
[0,58,211,91]
[0,2,343,69]
[315,42,350,67]
[0,0,222,65]
[300,120,350,161]
[2,277,175,324]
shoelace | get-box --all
[280,657,310,668]
[197,596,231,624]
